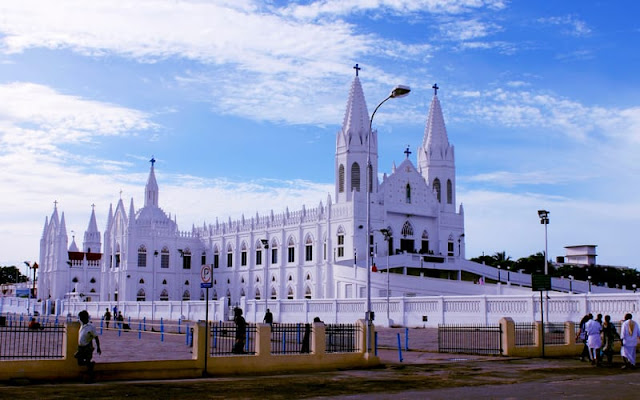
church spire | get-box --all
[335,67,377,203]
[83,204,101,253]
[145,156,159,208]
[340,72,371,148]
[418,84,456,210]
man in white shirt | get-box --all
[621,313,640,369]
[75,310,102,371]
[585,315,603,366]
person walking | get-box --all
[103,308,111,329]
[601,315,620,365]
[585,315,603,366]
[576,314,592,362]
[621,313,640,369]
[232,308,247,354]
[263,308,273,326]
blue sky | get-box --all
[0,0,638,273]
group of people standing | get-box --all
[576,312,640,368]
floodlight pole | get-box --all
[366,85,410,354]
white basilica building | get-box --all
[36,73,494,310]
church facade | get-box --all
[36,74,465,306]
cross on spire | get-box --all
[53,200,58,208]
[119,189,123,199]
[353,63,361,77]
[150,156,156,166]
[91,203,95,210]
[432,83,439,95]
[404,145,412,159]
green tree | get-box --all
[0,265,27,285]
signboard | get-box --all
[532,274,551,291]
[201,264,212,289]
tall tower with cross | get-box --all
[417,83,457,212]
[335,64,378,204]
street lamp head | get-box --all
[260,239,269,248]
[390,85,411,99]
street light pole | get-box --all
[261,239,269,312]
[366,84,410,354]
[380,229,392,325]
[537,210,550,275]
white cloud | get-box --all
[459,88,640,143]
[0,82,156,154]
[439,19,502,41]
[282,0,507,20]
[537,15,592,37]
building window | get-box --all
[305,235,313,262]
[160,289,169,301]
[136,288,146,302]
[323,237,327,261]
[137,245,147,267]
[305,286,312,299]
[271,240,278,264]
[227,244,233,268]
[433,178,441,203]
[241,242,247,266]
[201,251,206,266]
[115,253,120,268]
[448,241,454,256]
[287,237,295,263]
[182,249,191,269]
[337,227,345,258]
[213,246,219,268]
[287,287,294,300]
[161,247,170,268]
[256,248,262,265]
[351,162,360,192]
[406,183,411,203]
[401,221,414,237]
[182,290,190,301]
[447,179,453,204]
[338,164,345,193]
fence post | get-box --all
[500,317,516,356]
[312,322,326,356]
[256,323,271,356]
[396,333,403,362]
[405,327,409,351]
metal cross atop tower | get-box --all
[432,83,439,95]
[150,156,156,166]
[353,63,361,77]
[404,145,412,159]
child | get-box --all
[75,310,101,371]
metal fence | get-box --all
[0,318,65,359]
[438,324,503,355]
[326,323,360,353]
[271,323,312,354]
[209,321,256,356]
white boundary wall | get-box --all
[3,293,639,328]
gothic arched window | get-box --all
[338,164,345,193]
[351,162,360,192]
[138,245,147,267]
[406,183,411,203]
[447,179,453,204]
[136,288,146,302]
[305,234,313,262]
[433,178,441,203]
[401,221,414,237]
[287,236,295,263]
